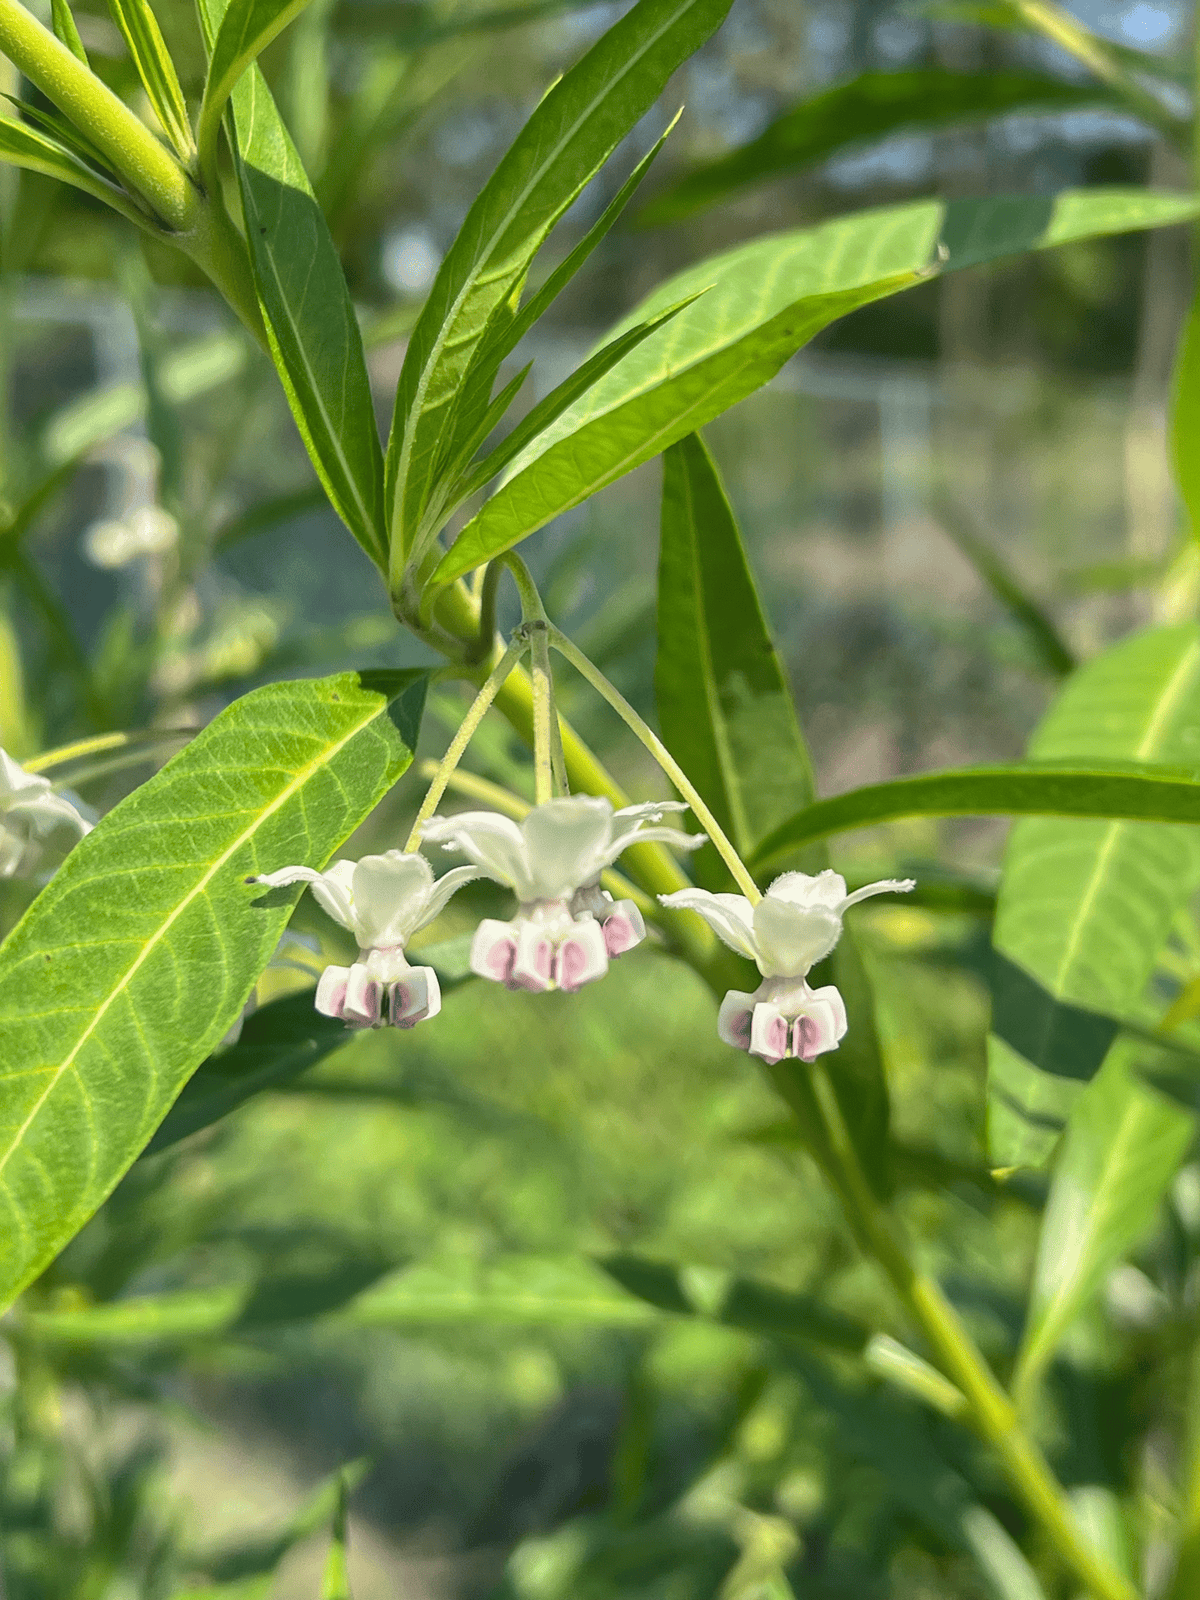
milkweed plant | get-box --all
[4,0,1200,1593]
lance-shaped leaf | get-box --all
[1013,1040,1193,1410]
[433,188,1199,586]
[0,115,150,226]
[0,669,426,1314]
[654,433,891,1194]
[199,0,316,175]
[385,0,735,558]
[987,623,1200,1168]
[107,0,194,160]
[50,0,87,63]
[199,0,386,568]
[642,68,1125,222]
[750,761,1200,869]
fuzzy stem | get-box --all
[403,636,527,852]
[548,625,761,903]
[0,0,197,229]
[764,1054,1137,1600]
[529,622,555,806]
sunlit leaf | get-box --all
[0,114,146,225]
[987,624,1200,1168]
[1013,1040,1192,1408]
[385,0,735,558]
[434,189,1199,585]
[0,670,426,1313]
[642,68,1123,222]
[50,0,87,65]
[106,0,194,160]
[200,0,316,170]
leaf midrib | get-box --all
[394,0,704,543]
[0,696,386,1185]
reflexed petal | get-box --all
[341,962,382,1026]
[840,877,916,909]
[601,901,645,957]
[658,888,759,961]
[471,918,518,985]
[555,919,608,992]
[315,964,352,1019]
[422,810,530,895]
[350,851,434,946]
[608,800,689,845]
[717,989,757,1051]
[0,748,36,802]
[254,862,356,931]
[601,824,707,864]
[767,870,847,909]
[390,965,441,1028]
[748,1003,790,1063]
[752,894,840,976]
[510,919,555,992]
[521,796,614,898]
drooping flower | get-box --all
[0,748,93,881]
[421,796,705,994]
[252,851,484,1029]
[660,869,914,1064]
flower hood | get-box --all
[254,850,483,949]
[660,868,914,977]
[0,748,93,879]
[421,795,705,904]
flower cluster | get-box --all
[661,870,914,1064]
[0,748,93,882]
[257,800,912,1068]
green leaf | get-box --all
[0,669,425,1313]
[0,115,147,225]
[321,1475,352,1600]
[142,989,350,1156]
[199,0,315,174]
[50,0,87,64]
[1013,1041,1193,1407]
[987,623,1200,1168]
[642,68,1124,223]
[106,0,194,160]
[199,0,386,568]
[434,189,1199,585]
[1171,287,1200,543]
[750,760,1200,870]
[653,432,891,1191]
[384,0,735,558]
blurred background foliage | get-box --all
[2,0,1199,1594]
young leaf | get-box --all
[0,115,149,226]
[750,761,1200,869]
[1013,1041,1192,1409]
[321,1476,352,1600]
[385,0,735,560]
[199,0,316,175]
[987,624,1200,1168]
[433,188,1199,586]
[215,47,387,568]
[0,669,426,1314]
[654,434,891,1194]
[106,0,194,160]
[643,69,1124,222]
[50,0,88,64]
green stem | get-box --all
[403,635,527,852]
[0,0,197,229]
[530,622,554,806]
[548,625,761,903]
[22,727,189,773]
[764,1054,1137,1600]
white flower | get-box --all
[421,796,705,994]
[0,748,93,881]
[660,869,914,1065]
[252,850,483,1030]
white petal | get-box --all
[521,796,614,899]
[601,825,706,864]
[349,851,435,946]
[751,895,841,977]
[253,862,356,931]
[840,877,916,909]
[415,863,491,930]
[0,748,46,803]
[766,869,847,909]
[658,888,759,962]
[421,811,530,895]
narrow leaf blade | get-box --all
[0,669,425,1311]
[200,0,314,166]
[106,0,194,159]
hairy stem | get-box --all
[764,1054,1137,1600]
